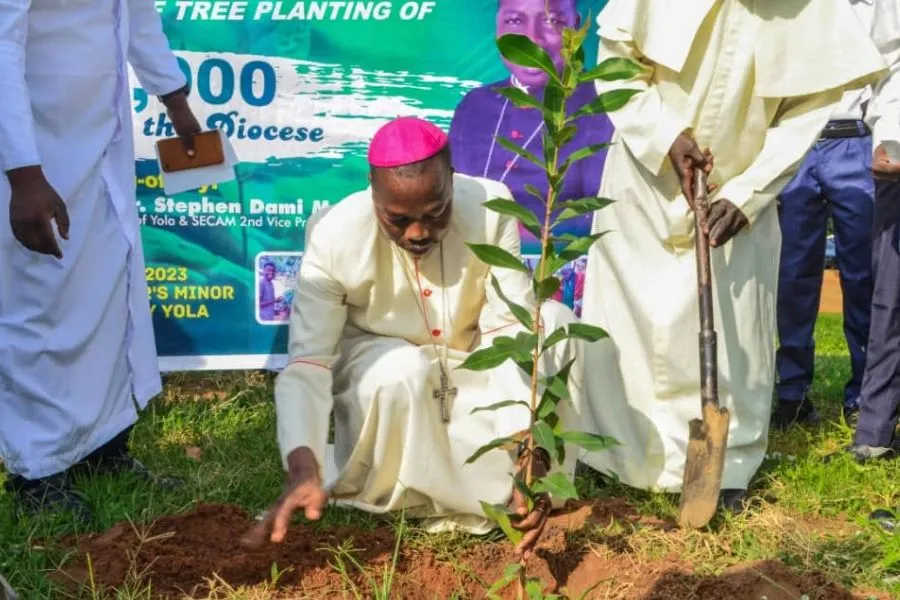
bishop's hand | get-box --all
[509,446,552,560]
[668,133,716,208]
[7,166,70,259]
[240,447,328,547]
[705,199,748,248]
[873,143,900,180]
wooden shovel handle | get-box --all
[693,169,719,410]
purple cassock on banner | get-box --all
[449,78,613,315]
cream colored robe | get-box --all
[579,0,886,492]
[275,173,584,532]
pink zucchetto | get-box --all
[367,117,449,168]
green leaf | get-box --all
[531,421,559,462]
[458,346,513,371]
[556,125,577,147]
[497,33,561,85]
[567,323,609,343]
[532,472,579,501]
[525,579,545,600]
[466,437,518,464]
[559,232,610,261]
[541,326,567,353]
[534,275,560,302]
[558,430,620,452]
[487,563,523,598]
[540,358,576,402]
[467,243,531,274]
[553,197,614,226]
[490,274,535,330]
[524,184,545,205]
[541,323,609,356]
[496,85,545,113]
[483,198,541,238]
[579,57,643,83]
[493,332,537,363]
[536,389,561,421]
[498,141,545,176]
[480,501,524,544]
[562,143,610,171]
[542,79,565,117]
[573,89,641,118]
[496,135,546,170]
[470,400,530,415]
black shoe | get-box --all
[5,472,92,525]
[0,573,18,600]
[825,441,899,465]
[771,397,820,431]
[842,404,860,425]
[869,508,896,533]
[719,488,748,516]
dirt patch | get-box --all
[820,269,843,314]
[56,502,881,599]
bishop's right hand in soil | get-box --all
[240,447,327,547]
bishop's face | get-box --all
[496,0,579,90]
[372,167,454,258]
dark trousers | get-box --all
[855,179,900,447]
[776,131,874,408]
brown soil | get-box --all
[53,501,884,600]
[820,269,843,314]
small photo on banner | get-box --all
[523,255,587,318]
[256,252,303,325]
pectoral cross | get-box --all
[433,370,457,424]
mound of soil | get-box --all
[56,502,874,599]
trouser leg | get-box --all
[854,179,900,448]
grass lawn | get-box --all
[0,314,897,599]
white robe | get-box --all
[579,0,886,492]
[275,174,585,533]
[0,0,186,479]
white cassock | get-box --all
[578,0,886,492]
[0,0,186,479]
[275,173,585,534]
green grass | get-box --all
[0,315,897,599]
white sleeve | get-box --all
[127,0,187,96]
[867,0,900,148]
[0,0,39,172]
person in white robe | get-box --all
[0,0,201,521]
[577,0,887,512]
[243,118,585,557]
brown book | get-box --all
[156,130,225,173]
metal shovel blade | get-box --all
[679,401,731,528]
[678,169,731,529]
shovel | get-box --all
[678,168,731,529]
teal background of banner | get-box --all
[138,0,608,364]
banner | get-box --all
[136,0,608,371]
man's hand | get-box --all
[873,143,900,180]
[509,446,552,560]
[163,92,202,156]
[240,447,328,547]
[705,199,748,248]
[669,133,716,208]
[7,167,70,259]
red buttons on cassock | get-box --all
[423,289,432,297]
[431,329,441,337]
